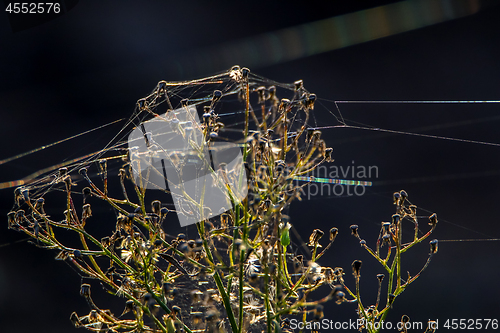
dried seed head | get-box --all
[399,190,408,205]
[82,204,92,220]
[392,214,400,225]
[359,239,366,246]
[393,192,401,204]
[82,187,91,198]
[59,167,68,177]
[324,147,334,161]
[73,250,82,258]
[89,310,98,322]
[429,239,439,254]
[241,67,250,79]
[350,224,359,237]
[335,290,345,304]
[70,312,82,328]
[428,213,438,227]
[213,90,223,103]
[160,207,169,216]
[329,227,338,241]
[279,98,291,112]
[256,86,266,103]
[137,98,146,110]
[402,314,410,324]
[125,299,135,311]
[382,222,391,233]
[7,211,16,228]
[352,260,362,277]
[21,189,29,202]
[377,274,385,282]
[151,200,161,215]
[307,93,317,110]
[308,229,324,247]
[79,167,88,178]
[409,205,417,215]
[294,79,303,91]
[80,284,91,298]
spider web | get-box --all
[2,66,500,331]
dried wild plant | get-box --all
[7,66,438,333]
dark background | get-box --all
[1,1,500,332]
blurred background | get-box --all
[1,1,500,331]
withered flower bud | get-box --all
[359,239,366,246]
[429,239,438,254]
[388,293,396,305]
[307,93,317,110]
[294,79,304,91]
[82,204,92,220]
[21,189,29,202]
[80,284,91,298]
[393,192,401,205]
[428,213,438,227]
[213,90,223,102]
[350,224,359,237]
[256,86,266,103]
[279,98,291,113]
[324,147,334,161]
[125,299,135,311]
[151,200,161,215]
[101,236,110,248]
[79,167,88,177]
[329,227,338,241]
[352,260,362,277]
[137,98,146,110]
[308,229,324,246]
[7,211,16,228]
[59,167,68,177]
[70,312,82,328]
[241,67,250,79]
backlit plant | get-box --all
[7,66,438,333]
